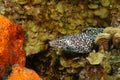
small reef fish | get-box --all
[49,28,104,53]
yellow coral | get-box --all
[88,4,98,9]
[56,1,65,13]
[95,33,111,51]
[100,0,110,7]
[86,50,105,65]
[113,32,120,49]
[94,7,109,18]
[104,27,120,37]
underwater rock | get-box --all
[8,65,42,80]
[95,33,111,51]
[0,15,26,77]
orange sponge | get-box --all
[8,65,42,80]
[0,15,26,77]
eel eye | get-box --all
[59,40,62,43]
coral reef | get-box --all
[0,0,120,80]
[49,26,120,79]
[0,0,112,56]
[0,15,43,80]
